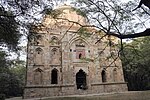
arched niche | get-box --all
[76,69,87,90]
[35,48,43,65]
[50,48,60,64]
[113,68,118,82]
[35,34,43,45]
[51,68,58,84]
[69,38,90,60]
[69,37,90,48]
[50,36,59,45]
[101,69,107,83]
[33,68,43,85]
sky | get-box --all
[9,0,143,61]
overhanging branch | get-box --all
[108,28,150,39]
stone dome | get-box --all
[43,5,87,27]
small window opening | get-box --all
[79,53,82,59]
[35,41,39,45]
[70,49,72,52]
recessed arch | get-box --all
[79,53,82,59]
[33,68,43,85]
[35,48,43,65]
[51,36,58,40]
[76,69,87,90]
[101,70,107,82]
[34,68,43,72]
[69,37,90,48]
[35,47,43,54]
[51,68,58,84]
[51,48,58,55]
[51,36,59,45]
[35,34,43,45]
[113,68,118,82]
[50,48,60,64]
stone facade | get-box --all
[24,5,128,99]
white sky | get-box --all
[11,0,140,61]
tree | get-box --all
[0,7,23,97]
[74,0,150,39]
[1,0,149,44]
[0,7,21,51]
[121,37,150,90]
[2,0,149,42]
[133,0,150,11]
[0,53,26,98]
[9,60,26,97]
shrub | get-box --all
[0,94,5,100]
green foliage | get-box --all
[0,73,22,97]
[71,7,87,17]
[0,7,21,51]
[0,51,26,98]
[44,6,87,19]
[10,60,26,86]
[78,27,92,38]
[45,9,63,19]
[0,51,8,73]
[121,37,150,91]
[80,57,94,62]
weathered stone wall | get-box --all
[24,5,127,99]
[24,83,127,99]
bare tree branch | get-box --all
[108,28,150,39]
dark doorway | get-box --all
[51,69,58,84]
[76,69,87,90]
[101,70,106,82]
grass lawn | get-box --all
[6,91,150,100]
[42,91,150,100]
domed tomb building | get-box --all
[24,5,128,98]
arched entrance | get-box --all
[51,69,58,84]
[76,69,87,90]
